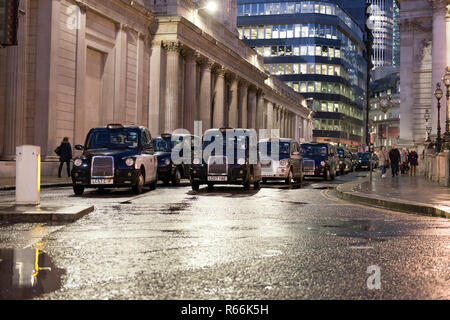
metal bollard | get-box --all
[16,146,41,205]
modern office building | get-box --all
[236,0,368,149]
[366,0,394,68]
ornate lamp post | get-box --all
[424,109,432,143]
[434,82,444,153]
[442,67,450,149]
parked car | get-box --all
[300,142,339,181]
[153,133,201,186]
[356,152,376,171]
[190,128,262,191]
[71,124,158,195]
[349,151,358,170]
[337,147,353,175]
[258,138,303,186]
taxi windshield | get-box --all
[153,138,175,152]
[258,142,290,155]
[358,153,371,160]
[203,134,248,150]
[301,145,327,157]
[86,128,139,149]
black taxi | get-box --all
[258,138,303,186]
[153,133,201,186]
[190,128,262,191]
[71,124,158,195]
[300,142,338,180]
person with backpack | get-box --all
[409,148,419,176]
[55,137,73,178]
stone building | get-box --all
[0,0,312,177]
[397,0,450,147]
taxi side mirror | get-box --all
[75,145,85,151]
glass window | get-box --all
[315,82,321,92]
[264,46,271,57]
[328,65,334,75]
[280,2,287,14]
[301,25,309,37]
[307,63,314,74]
[308,45,315,55]
[286,45,292,56]
[293,82,299,92]
[280,25,286,38]
[300,46,307,56]
[314,4,320,13]
[328,83,333,93]
[315,64,321,74]
[309,24,317,37]
[273,3,280,15]
[251,26,257,39]
[329,47,334,58]
[334,66,340,76]
[315,119,321,130]
[295,3,301,13]
[293,64,299,74]
[278,46,285,56]
[270,64,276,74]
[256,47,263,55]
[286,64,292,74]
[287,2,295,14]
[300,82,307,93]
[316,45,322,56]
[322,46,328,57]
[328,102,333,112]
[287,25,294,38]
[308,82,314,92]
[238,5,244,17]
[258,3,265,15]
[272,25,279,39]
[258,25,264,39]
[335,48,340,58]
[244,4,250,16]
[265,3,272,15]
[322,65,327,75]
[271,46,277,56]
[265,25,272,39]
[321,119,327,130]
[320,4,326,14]
[238,27,243,39]
[321,102,327,111]
[300,63,307,74]
[251,4,258,15]
[243,26,250,39]
[322,83,327,93]
[277,64,284,75]
[293,46,299,56]
[328,120,333,129]
[294,24,301,38]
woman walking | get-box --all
[55,137,73,178]
[379,146,390,179]
[409,148,419,176]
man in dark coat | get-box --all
[56,137,73,178]
[389,144,401,177]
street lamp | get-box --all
[424,109,432,143]
[442,66,450,148]
[434,82,444,153]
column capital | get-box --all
[238,78,249,88]
[162,41,182,53]
[197,57,214,70]
[74,0,87,13]
[225,71,237,84]
[212,65,226,76]
[182,47,197,62]
[428,0,449,13]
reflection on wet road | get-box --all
[0,172,448,299]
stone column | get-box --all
[163,41,181,133]
[199,58,213,131]
[256,90,265,131]
[74,4,87,145]
[247,86,257,129]
[148,42,164,137]
[183,49,197,133]
[280,108,285,137]
[227,74,239,128]
[114,24,127,124]
[431,0,448,135]
[213,66,226,128]
[238,80,248,128]
[266,100,273,135]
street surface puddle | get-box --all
[159,202,192,215]
[0,248,64,300]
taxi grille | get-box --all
[208,156,228,175]
[261,160,272,168]
[92,156,114,177]
[303,160,315,171]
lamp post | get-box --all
[424,109,432,143]
[442,66,450,149]
[434,82,444,153]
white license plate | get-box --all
[91,179,114,185]
[305,172,315,176]
[208,176,227,182]
[361,166,368,169]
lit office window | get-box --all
[265,25,272,39]
[280,25,286,38]
[293,64,299,74]
[287,25,294,38]
[293,82,299,92]
[295,24,301,38]
[300,82,307,93]
[308,45,315,56]
[287,2,295,13]
[271,46,277,56]
[286,46,292,56]
[273,2,280,14]
[308,82,315,92]
[286,64,292,74]
[258,25,265,39]
[251,26,257,39]
[308,63,314,74]
[302,25,309,37]
[280,2,287,14]
[278,46,285,56]
[264,46,271,57]
[300,63,307,74]
[272,25,279,38]
[315,82,321,92]
[265,3,272,15]
[300,46,307,56]
[243,26,250,39]
[293,46,300,56]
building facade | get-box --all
[367,0,394,68]
[0,0,313,177]
[368,66,400,149]
[236,0,368,149]
[397,0,450,148]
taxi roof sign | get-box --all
[107,124,124,129]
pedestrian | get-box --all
[379,146,390,179]
[55,137,73,178]
[400,148,409,174]
[388,144,401,177]
[409,148,419,176]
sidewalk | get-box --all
[336,173,450,218]
[0,177,72,191]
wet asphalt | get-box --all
[0,172,449,300]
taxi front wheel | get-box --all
[132,171,144,195]
[73,185,84,196]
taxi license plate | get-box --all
[361,166,368,169]
[305,172,315,176]
[91,179,114,185]
[208,176,227,182]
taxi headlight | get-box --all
[193,158,201,165]
[164,158,171,166]
[279,159,288,167]
[74,159,83,167]
[237,158,246,165]
[125,158,135,167]
[321,161,326,166]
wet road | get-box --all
[0,172,449,300]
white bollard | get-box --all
[16,145,41,205]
